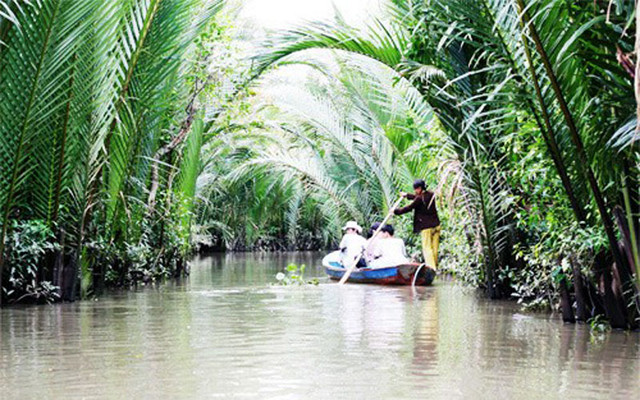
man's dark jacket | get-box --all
[394,191,440,233]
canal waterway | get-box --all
[1,252,639,399]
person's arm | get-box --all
[394,197,419,215]
[401,241,407,257]
[339,236,347,252]
[400,192,416,200]
[365,239,375,257]
[372,242,383,259]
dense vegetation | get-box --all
[0,0,232,305]
[2,0,640,330]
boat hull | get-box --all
[322,252,435,286]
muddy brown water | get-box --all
[1,252,639,399]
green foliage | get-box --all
[175,119,204,254]
[2,220,59,304]
[275,263,319,286]
[0,0,227,304]
[588,314,612,339]
[198,47,434,250]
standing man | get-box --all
[393,179,441,268]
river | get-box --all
[1,252,639,399]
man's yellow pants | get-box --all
[420,226,441,268]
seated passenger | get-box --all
[339,221,367,269]
[364,222,382,264]
[369,224,410,269]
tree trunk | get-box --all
[612,207,640,326]
[559,278,575,323]
[92,254,105,296]
[570,256,589,321]
[175,258,184,278]
[595,252,627,328]
[147,86,200,215]
[53,229,66,298]
[62,251,78,302]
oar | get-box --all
[339,196,405,285]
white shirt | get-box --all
[363,237,374,262]
[339,233,367,266]
[370,237,409,268]
[365,237,384,263]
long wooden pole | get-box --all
[339,196,404,285]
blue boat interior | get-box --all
[325,261,401,280]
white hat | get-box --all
[342,221,362,233]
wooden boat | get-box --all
[322,251,435,286]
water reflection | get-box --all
[1,252,639,399]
